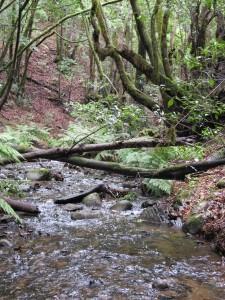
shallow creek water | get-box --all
[0,161,225,299]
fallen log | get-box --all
[54,184,131,204]
[0,137,195,166]
[2,138,225,180]
[58,155,225,180]
[55,183,106,204]
[4,198,40,214]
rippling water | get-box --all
[0,162,224,299]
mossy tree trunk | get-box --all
[90,0,181,112]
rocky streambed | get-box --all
[0,161,225,299]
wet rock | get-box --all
[71,210,101,220]
[88,279,104,288]
[0,239,13,248]
[19,184,32,193]
[52,171,64,181]
[141,200,156,208]
[26,168,52,181]
[139,206,166,223]
[152,278,170,290]
[0,174,7,179]
[82,193,101,207]
[216,179,225,189]
[0,215,12,223]
[63,204,83,212]
[110,200,133,211]
[182,214,204,235]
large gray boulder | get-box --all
[71,210,101,220]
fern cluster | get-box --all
[0,140,22,161]
[117,146,204,197]
[143,179,172,197]
[0,124,50,150]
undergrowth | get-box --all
[57,97,204,197]
[0,99,205,198]
[0,123,50,222]
[0,180,24,197]
[0,124,50,150]
[52,96,148,146]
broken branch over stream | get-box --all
[1,137,195,165]
[55,184,106,204]
[1,137,225,180]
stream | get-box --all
[0,161,225,299]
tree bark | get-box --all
[1,139,225,180]
[0,137,193,165]
[59,155,225,181]
[4,198,40,214]
[55,184,106,204]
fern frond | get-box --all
[144,179,172,197]
[0,198,22,223]
[0,141,22,162]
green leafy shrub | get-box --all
[202,40,225,62]
[53,96,148,147]
[71,97,147,136]
[0,180,24,197]
[121,192,137,202]
[58,58,76,76]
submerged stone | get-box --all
[19,184,32,192]
[26,168,52,181]
[110,200,133,211]
[71,210,101,220]
[0,239,13,248]
[82,193,101,207]
[152,278,170,290]
[63,204,83,212]
[141,200,156,208]
[139,206,166,223]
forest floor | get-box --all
[170,163,225,255]
[0,35,86,134]
[0,35,224,255]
